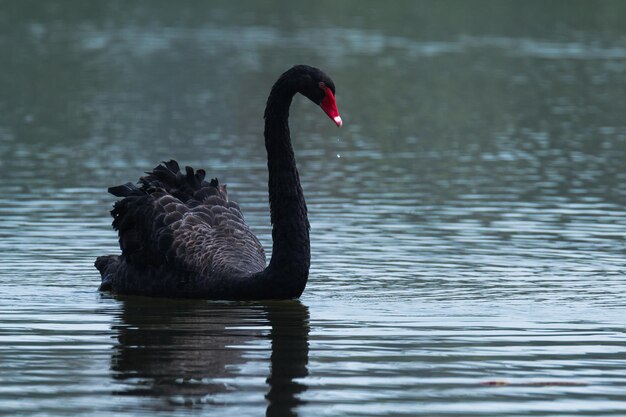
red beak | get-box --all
[320,86,343,127]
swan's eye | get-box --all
[318,82,326,90]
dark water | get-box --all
[1,1,626,416]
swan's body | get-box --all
[95,65,342,300]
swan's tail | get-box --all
[95,255,119,291]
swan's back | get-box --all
[96,160,266,296]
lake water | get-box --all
[1,1,626,416]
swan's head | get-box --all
[290,65,343,127]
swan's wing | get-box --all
[109,161,266,276]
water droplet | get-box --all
[337,154,341,159]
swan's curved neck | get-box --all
[261,81,310,298]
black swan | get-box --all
[95,65,342,300]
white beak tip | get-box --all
[334,116,343,127]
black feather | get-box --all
[108,182,143,197]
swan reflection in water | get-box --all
[110,297,309,416]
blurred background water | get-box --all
[1,1,626,416]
